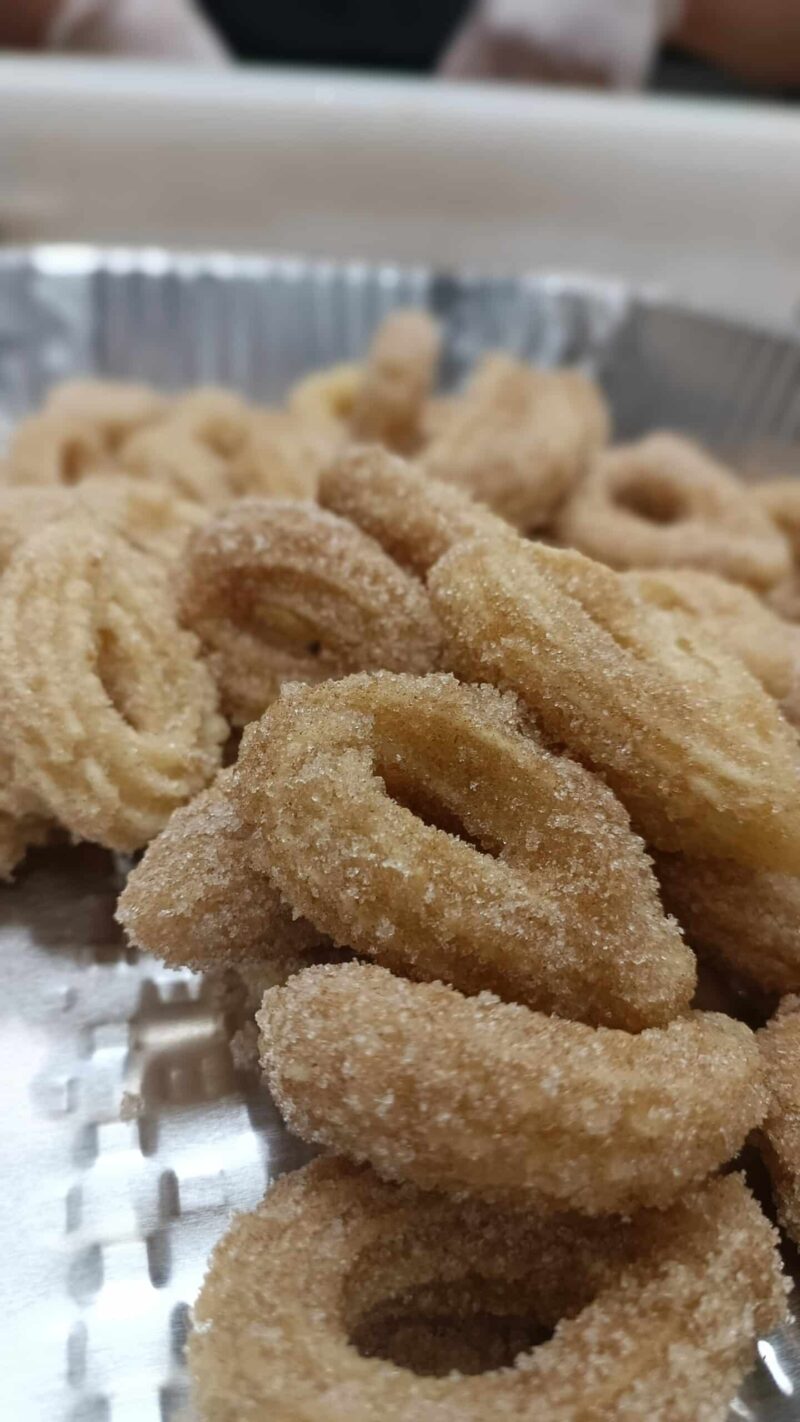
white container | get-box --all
[1,58,799,326]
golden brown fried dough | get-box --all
[190,1159,787,1422]
[179,501,442,724]
[655,852,800,996]
[235,673,694,1030]
[260,961,762,1213]
[430,537,800,871]
[116,768,324,971]
[0,519,225,850]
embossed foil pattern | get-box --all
[0,247,799,1421]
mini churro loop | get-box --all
[350,309,441,453]
[190,1159,787,1422]
[421,354,609,531]
[116,768,325,971]
[179,501,442,725]
[655,853,800,996]
[557,434,791,589]
[430,536,800,872]
[0,519,226,850]
[319,445,511,579]
[759,996,800,1244]
[259,961,763,1213]
[236,673,693,1030]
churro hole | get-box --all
[379,766,502,858]
[348,1281,554,1377]
[614,474,686,525]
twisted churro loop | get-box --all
[235,672,693,1030]
[190,1159,787,1422]
[429,536,800,872]
[0,519,226,850]
[259,961,763,1214]
[179,500,442,725]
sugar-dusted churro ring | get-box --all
[758,478,800,620]
[259,961,762,1213]
[318,445,511,579]
[179,501,442,725]
[189,1159,787,1422]
[0,518,226,850]
[655,852,800,996]
[117,767,324,971]
[759,996,800,1244]
[226,410,330,501]
[235,672,693,1030]
[421,354,609,531]
[557,434,791,589]
[350,309,441,453]
[627,567,800,726]
[430,537,800,872]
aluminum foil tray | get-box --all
[2,246,800,1422]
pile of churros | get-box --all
[3,308,800,1419]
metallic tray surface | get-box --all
[1,246,799,1422]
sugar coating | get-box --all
[759,997,800,1244]
[758,479,800,621]
[420,353,609,532]
[656,852,800,995]
[179,500,442,725]
[235,672,694,1030]
[557,434,791,590]
[0,517,226,850]
[350,310,441,454]
[319,445,513,578]
[259,961,763,1213]
[429,536,800,872]
[189,1158,788,1422]
[116,767,324,970]
[628,567,800,726]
